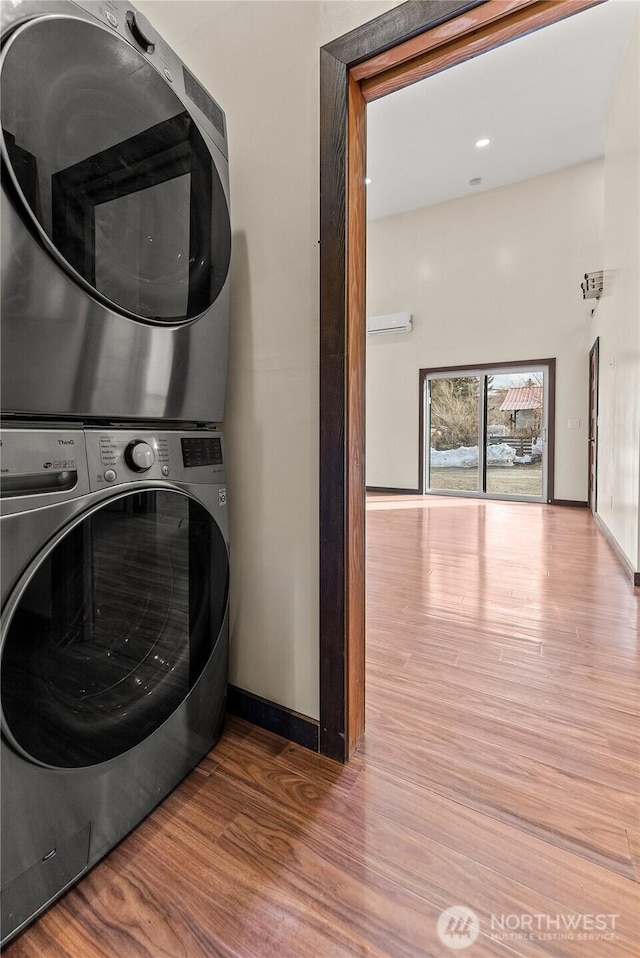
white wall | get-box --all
[137,1,399,719]
[366,161,605,500]
[591,13,640,572]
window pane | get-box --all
[486,372,544,497]
[429,377,480,492]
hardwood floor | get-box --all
[5,498,639,957]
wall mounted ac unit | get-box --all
[366,312,412,335]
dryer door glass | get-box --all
[0,16,231,323]
[1,491,228,768]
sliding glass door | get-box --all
[423,362,552,502]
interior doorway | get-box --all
[319,0,605,763]
[420,360,555,502]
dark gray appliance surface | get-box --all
[0,427,229,945]
[0,0,231,423]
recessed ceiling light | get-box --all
[365,177,372,185]
[475,138,491,148]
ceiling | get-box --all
[366,0,639,221]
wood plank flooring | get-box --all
[5,497,639,957]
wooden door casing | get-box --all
[319,0,603,763]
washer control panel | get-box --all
[85,429,224,490]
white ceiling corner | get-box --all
[366,0,639,221]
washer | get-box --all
[1,1,231,423]
[0,426,229,945]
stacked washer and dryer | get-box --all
[0,1,231,944]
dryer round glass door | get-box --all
[0,15,231,324]
[0,490,229,768]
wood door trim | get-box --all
[319,46,349,762]
[360,0,603,102]
[350,0,537,83]
[319,0,601,763]
[346,72,367,755]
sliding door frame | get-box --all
[418,358,556,501]
[319,0,601,763]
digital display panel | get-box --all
[181,436,223,468]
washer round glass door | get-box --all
[0,490,229,768]
[0,15,231,323]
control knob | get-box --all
[125,10,158,54]
[125,440,155,472]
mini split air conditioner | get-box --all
[366,312,413,336]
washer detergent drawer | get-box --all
[0,822,91,942]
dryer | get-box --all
[1,1,231,423]
[0,426,229,945]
